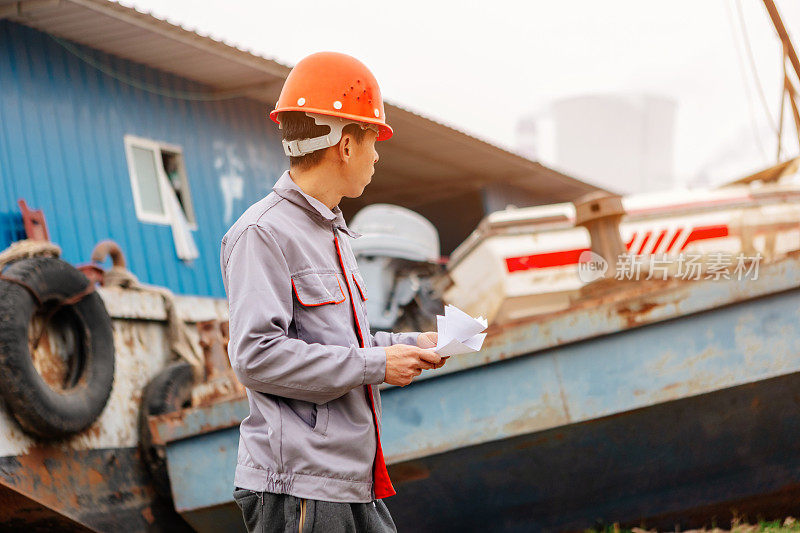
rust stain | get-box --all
[191,370,245,408]
[513,435,550,451]
[508,430,565,454]
[123,329,135,350]
[198,319,232,380]
[639,370,727,406]
[483,448,506,459]
[140,506,155,524]
[673,346,720,373]
[147,399,245,446]
[616,300,663,328]
[501,394,568,437]
[0,445,158,528]
[485,275,690,336]
[28,320,69,391]
[388,462,430,484]
[552,357,572,423]
[87,469,103,486]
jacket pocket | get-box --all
[351,271,368,301]
[313,403,329,436]
[291,272,345,306]
[283,398,329,436]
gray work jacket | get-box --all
[220,171,418,502]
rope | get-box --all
[724,0,769,162]
[0,239,64,308]
[102,267,204,379]
[734,0,780,136]
[0,240,61,268]
[0,239,204,379]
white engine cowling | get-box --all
[350,204,442,331]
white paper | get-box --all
[434,305,488,356]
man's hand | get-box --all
[384,344,441,387]
[417,331,448,369]
[416,331,437,348]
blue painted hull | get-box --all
[386,370,800,532]
[159,367,800,531]
[155,257,800,531]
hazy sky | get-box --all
[124,0,800,188]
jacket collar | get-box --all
[272,171,361,238]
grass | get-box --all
[751,519,800,532]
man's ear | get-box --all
[338,134,352,163]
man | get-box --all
[220,52,445,533]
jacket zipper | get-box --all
[298,498,307,532]
[333,228,395,499]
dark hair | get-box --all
[278,111,368,169]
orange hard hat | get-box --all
[270,52,393,141]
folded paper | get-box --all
[434,305,488,356]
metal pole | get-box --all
[777,46,787,161]
[762,0,800,83]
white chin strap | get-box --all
[282,113,377,157]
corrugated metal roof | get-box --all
[2,0,602,205]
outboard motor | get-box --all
[350,204,443,332]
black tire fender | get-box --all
[0,257,115,439]
[138,361,194,500]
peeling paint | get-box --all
[0,288,227,457]
[214,142,245,224]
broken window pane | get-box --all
[131,145,165,217]
[161,150,195,225]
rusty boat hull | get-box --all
[0,288,228,531]
[0,446,191,532]
[4,255,800,531]
[146,254,800,532]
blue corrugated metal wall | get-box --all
[0,20,286,297]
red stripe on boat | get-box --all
[679,224,729,251]
[665,228,683,252]
[505,224,729,273]
[505,248,590,272]
[650,230,668,254]
[636,231,653,255]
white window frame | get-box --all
[123,135,197,229]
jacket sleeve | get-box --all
[371,331,421,348]
[222,224,387,404]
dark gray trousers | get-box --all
[233,489,398,533]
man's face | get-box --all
[342,129,379,198]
